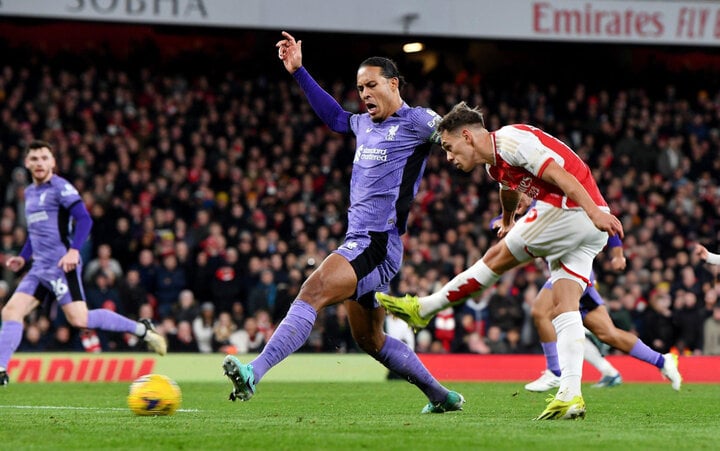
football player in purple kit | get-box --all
[222,32,464,414]
[0,141,166,387]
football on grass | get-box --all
[127,374,182,416]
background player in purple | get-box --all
[222,32,464,413]
[0,141,166,387]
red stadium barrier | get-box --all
[418,354,720,383]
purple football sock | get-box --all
[542,341,561,376]
[376,335,449,403]
[0,320,23,369]
[250,300,317,383]
[87,309,138,334]
[629,339,665,368]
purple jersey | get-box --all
[23,175,83,268]
[347,104,440,234]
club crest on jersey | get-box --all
[386,125,399,141]
[39,191,48,205]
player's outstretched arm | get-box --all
[540,160,624,238]
[277,31,351,134]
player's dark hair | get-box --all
[25,140,54,156]
[359,56,406,89]
[437,101,485,133]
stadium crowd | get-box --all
[1,32,719,358]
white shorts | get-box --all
[504,200,609,289]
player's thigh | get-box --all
[298,253,357,309]
[551,278,584,314]
[1,292,40,321]
[531,285,555,319]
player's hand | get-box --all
[590,211,624,238]
[58,248,80,273]
[610,255,626,271]
[495,220,515,239]
[6,256,26,272]
[276,31,303,74]
[694,244,709,261]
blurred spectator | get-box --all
[83,243,124,286]
[154,254,187,319]
[254,309,275,340]
[193,302,216,353]
[672,291,706,354]
[46,325,78,351]
[246,269,278,318]
[117,269,149,320]
[230,317,266,354]
[641,292,675,354]
[212,311,237,352]
[133,249,158,295]
[703,304,720,355]
[485,325,510,354]
[432,308,456,352]
[210,247,243,314]
[85,272,121,312]
[168,320,200,353]
[18,324,45,352]
[173,289,199,323]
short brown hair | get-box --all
[437,102,485,133]
[25,140,53,156]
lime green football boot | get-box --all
[375,293,431,330]
[534,395,586,420]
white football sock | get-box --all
[553,311,584,401]
[419,259,499,317]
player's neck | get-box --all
[33,173,53,185]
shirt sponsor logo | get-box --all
[28,211,49,224]
[354,144,387,162]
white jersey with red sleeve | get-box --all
[486,124,607,209]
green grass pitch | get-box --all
[2,381,719,450]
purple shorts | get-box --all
[14,264,85,305]
[333,229,402,308]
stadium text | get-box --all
[533,2,720,41]
[65,0,207,18]
[7,357,156,382]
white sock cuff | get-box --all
[552,311,582,332]
[468,259,500,284]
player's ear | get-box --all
[462,128,472,143]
